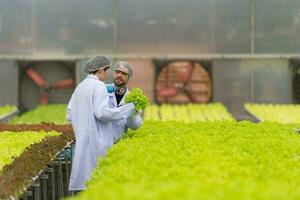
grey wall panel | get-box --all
[255,0,300,53]
[213,59,251,119]
[34,0,114,55]
[0,60,18,105]
[214,0,250,53]
[0,0,250,56]
[252,59,291,103]
[0,0,32,54]
[2,0,300,55]
[0,0,114,55]
[118,0,213,54]
[117,0,250,54]
[213,58,291,119]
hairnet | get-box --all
[84,55,111,73]
[113,61,133,77]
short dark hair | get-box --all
[90,69,99,74]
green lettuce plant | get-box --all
[10,104,68,124]
[245,103,300,123]
[125,88,149,112]
[71,121,300,200]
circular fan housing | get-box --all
[155,61,212,104]
[20,61,75,109]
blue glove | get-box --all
[106,85,115,93]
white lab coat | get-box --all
[66,75,135,191]
[107,84,143,142]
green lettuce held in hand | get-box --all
[125,88,149,112]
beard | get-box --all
[114,79,127,87]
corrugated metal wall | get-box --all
[213,58,291,118]
[0,0,300,56]
[0,60,18,105]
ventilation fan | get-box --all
[20,61,75,109]
[155,61,212,104]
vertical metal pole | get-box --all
[54,161,60,200]
[209,0,216,52]
[112,0,118,58]
[250,0,256,102]
[59,158,64,198]
[23,191,32,200]
[53,159,64,199]
[40,173,48,200]
[31,0,37,53]
[250,59,254,102]
[250,0,256,54]
[47,166,55,200]
[22,194,28,200]
[65,147,70,196]
[288,64,293,103]
[32,180,41,200]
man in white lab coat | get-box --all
[106,61,143,143]
[66,55,136,192]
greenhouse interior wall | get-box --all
[0,0,300,118]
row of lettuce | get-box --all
[61,103,300,199]
[3,103,300,124]
[10,104,68,124]
[72,121,300,199]
[9,103,234,124]
[245,103,300,124]
[70,103,300,199]
[144,103,300,123]
[0,131,60,174]
[144,103,234,122]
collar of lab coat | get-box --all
[108,83,130,106]
[87,74,99,80]
[119,88,130,105]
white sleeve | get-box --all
[66,95,73,123]
[93,83,136,122]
